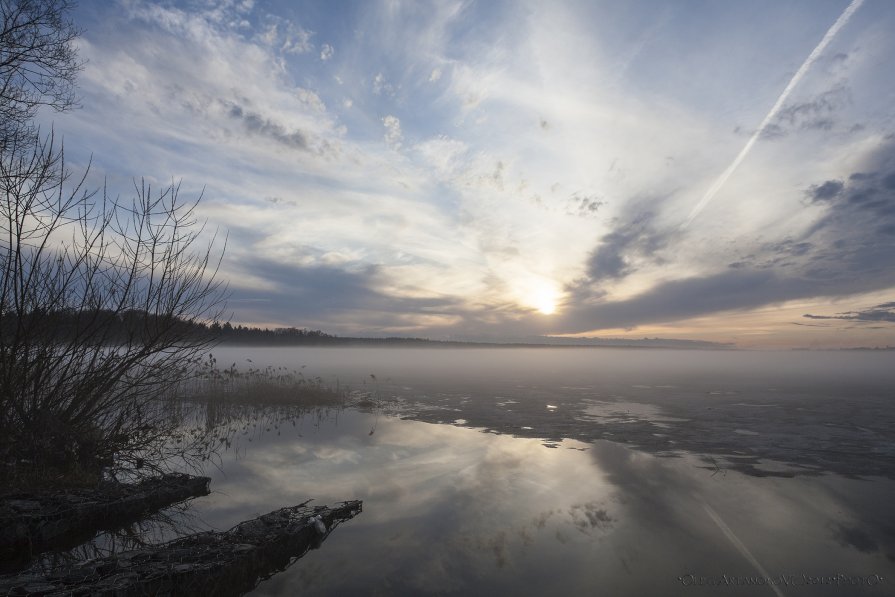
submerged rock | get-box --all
[0,500,363,596]
[0,473,211,570]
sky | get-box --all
[40,0,895,348]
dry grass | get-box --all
[175,354,345,408]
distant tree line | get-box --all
[0,307,337,345]
[206,321,336,344]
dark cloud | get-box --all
[225,250,563,337]
[741,239,815,271]
[228,256,461,330]
[224,101,309,150]
[884,172,895,190]
[567,193,604,217]
[803,301,895,324]
[585,205,674,281]
[807,180,844,202]
[804,145,895,240]
[556,269,795,332]
[761,84,850,139]
[265,196,297,207]
[556,267,894,334]
[559,140,895,332]
[492,161,505,190]
[827,52,849,69]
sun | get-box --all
[534,288,557,315]
[517,277,560,316]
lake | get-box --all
[73,347,895,595]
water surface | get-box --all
[181,347,894,595]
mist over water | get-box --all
[169,346,895,595]
[35,347,883,593]
[204,346,895,478]
[208,345,895,392]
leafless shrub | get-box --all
[0,131,227,484]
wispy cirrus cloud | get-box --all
[684,0,865,227]
[37,0,895,346]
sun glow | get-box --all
[535,288,558,315]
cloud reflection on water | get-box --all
[179,346,895,595]
[184,407,894,596]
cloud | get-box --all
[41,0,895,343]
[228,256,462,330]
[557,140,895,333]
[804,140,895,241]
[69,0,345,170]
[224,101,309,150]
[382,115,403,149]
[585,204,674,281]
[558,269,786,332]
[556,267,891,333]
[807,179,844,201]
[260,15,314,55]
[413,136,468,179]
[761,83,851,139]
[566,193,604,218]
[884,172,895,190]
[372,72,395,96]
[803,301,895,323]
[683,0,866,228]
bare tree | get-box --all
[0,132,228,483]
[1,0,82,151]
[0,0,230,486]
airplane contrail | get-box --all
[704,503,786,597]
[683,0,864,228]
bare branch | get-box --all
[1,0,83,151]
